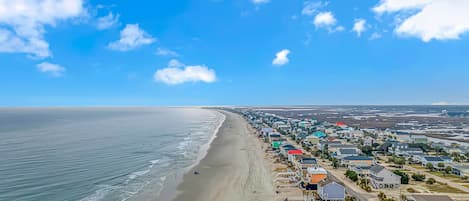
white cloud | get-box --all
[369,32,382,40]
[373,0,469,42]
[313,11,344,33]
[156,47,179,57]
[302,1,327,16]
[108,24,155,51]
[36,62,66,76]
[0,0,86,58]
[313,11,336,28]
[252,0,269,4]
[272,49,290,66]
[96,12,119,30]
[154,59,217,85]
[352,18,366,37]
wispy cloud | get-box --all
[96,12,119,30]
[36,62,66,77]
[0,0,87,58]
[154,59,217,85]
[108,24,156,51]
[302,1,328,16]
[252,0,270,5]
[272,49,291,66]
[156,47,179,57]
[373,0,469,42]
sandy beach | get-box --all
[171,110,276,201]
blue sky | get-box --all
[1,0,469,106]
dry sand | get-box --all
[171,111,276,201]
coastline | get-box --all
[128,109,226,201]
[170,110,276,201]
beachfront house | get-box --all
[304,167,327,190]
[341,156,374,167]
[294,157,318,171]
[318,182,346,201]
[369,165,401,189]
[287,149,303,162]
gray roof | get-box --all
[369,165,385,174]
[339,148,358,155]
[300,158,317,164]
[320,182,345,200]
[343,156,372,161]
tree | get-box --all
[345,196,357,201]
[426,178,436,185]
[426,163,434,170]
[393,170,409,184]
[445,166,452,174]
[437,162,445,169]
[412,173,426,181]
[345,170,358,182]
[378,192,387,201]
[332,158,339,169]
[361,145,373,156]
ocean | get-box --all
[0,107,225,201]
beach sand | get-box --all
[171,110,276,201]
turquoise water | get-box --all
[0,107,224,201]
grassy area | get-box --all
[428,171,462,180]
[425,182,468,194]
[463,184,469,188]
[409,164,426,170]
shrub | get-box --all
[426,178,436,185]
[407,188,418,193]
[412,173,426,181]
[345,170,358,182]
[393,170,409,184]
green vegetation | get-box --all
[345,196,357,201]
[360,145,373,156]
[426,182,468,194]
[426,178,436,185]
[426,163,434,170]
[393,170,409,184]
[445,166,452,174]
[437,162,445,169]
[378,191,396,201]
[358,178,372,192]
[412,173,426,181]
[388,155,405,166]
[345,170,358,182]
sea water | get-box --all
[0,107,225,201]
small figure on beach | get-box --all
[193,170,199,175]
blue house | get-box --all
[313,131,326,138]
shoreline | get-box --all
[128,109,226,201]
[169,110,276,201]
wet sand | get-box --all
[171,110,276,201]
